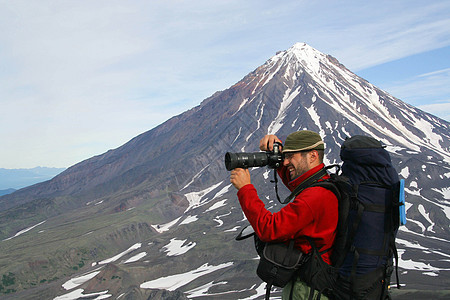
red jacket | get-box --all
[237,163,338,264]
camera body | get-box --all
[225,142,283,171]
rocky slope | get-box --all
[0,43,449,299]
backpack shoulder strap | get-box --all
[312,174,352,268]
[310,179,341,200]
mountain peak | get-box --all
[1,43,449,299]
[266,42,334,80]
[289,42,320,55]
[281,42,324,59]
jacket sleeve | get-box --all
[237,184,317,242]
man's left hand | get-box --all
[230,168,251,190]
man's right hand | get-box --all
[259,135,282,151]
[230,168,251,190]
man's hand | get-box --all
[259,135,282,151]
[230,168,251,190]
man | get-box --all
[230,130,338,299]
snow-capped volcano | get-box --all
[1,43,449,299]
[241,43,449,159]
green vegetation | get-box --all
[0,273,16,294]
[72,258,87,270]
[78,260,85,268]
[2,272,15,287]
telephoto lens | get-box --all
[225,142,283,171]
[224,152,269,171]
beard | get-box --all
[287,157,310,180]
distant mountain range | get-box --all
[0,167,66,191]
[0,43,449,299]
[0,188,16,197]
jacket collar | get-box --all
[288,163,325,189]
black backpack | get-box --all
[297,135,403,300]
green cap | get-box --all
[283,130,324,153]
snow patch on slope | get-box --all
[163,238,196,256]
[140,262,233,291]
[268,86,301,134]
[3,220,46,241]
[98,243,142,265]
[184,182,223,212]
[62,270,102,290]
[181,164,210,190]
[151,217,182,233]
[55,288,110,300]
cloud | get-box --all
[417,102,450,122]
[418,68,450,78]
[384,67,450,101]
[381,67,450,121]
[310,2,450,70]
[0,0,449,167]
[0,1,184,167]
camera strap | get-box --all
[271,170,283,204]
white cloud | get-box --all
[418,102,450,122]
[382,68,450,121]
[314,2,450,70]
[0,1,449,168]
[418,68,450,78]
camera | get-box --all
[225,142,283,171]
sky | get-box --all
[1,0,449,169]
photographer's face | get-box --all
[283,151,311,180]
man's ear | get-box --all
[309,150,319,164]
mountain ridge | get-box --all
[0,43,449,299]
[0,167,66,190]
